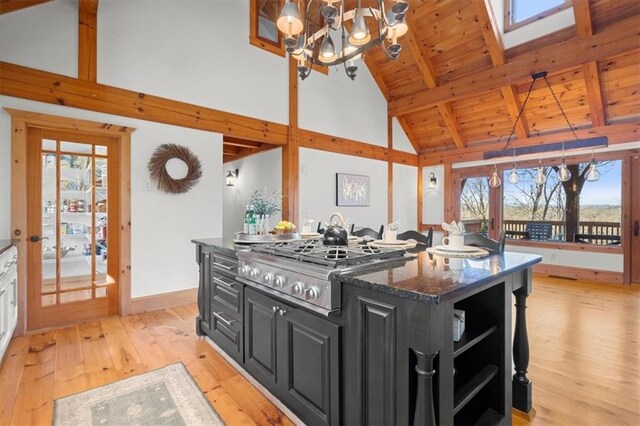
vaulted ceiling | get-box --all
[361,0,640,155]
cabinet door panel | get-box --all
[197,251,212,336]
[279,306,340,426]
[244,287,279,395]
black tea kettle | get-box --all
[323,212,348,246]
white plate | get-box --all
[434,244,483,252]
[371,239,408,246]
[301,232,321,238]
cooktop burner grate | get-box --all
[251,240,406,268]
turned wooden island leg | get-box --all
[413,350,438,426]
[512,286,532,413]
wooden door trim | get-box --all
[7,108,133,335]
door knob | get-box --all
[30,235,41,242]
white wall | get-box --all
[392,164,417,232]
[0,96,223,297]
[423,165,445,245]
[299,62,388,147]
[223,148,282,239]
[299,148,387,231]
[0,0,78,77]
[392,118,416,154]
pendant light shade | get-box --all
[557,159,572,182]
[349,13,371,46]
[489,165,501,188]
[385,10,408,39]
[585,158,601,182]
[319,32,337,63]
[277,1,303,36]
[508,168,520,184]
[535,161,546,186]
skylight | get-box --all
[510,0,567,25]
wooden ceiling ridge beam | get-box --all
[0,61,289,144]
[473,0,529,140]
[0,0,52,15]
[388,14,640,117]
[403,14,466,148]
[574,0,606,128]
[418,121,640,166]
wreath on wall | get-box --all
[148,143,202,194]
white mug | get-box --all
[442,235,464,250]
[383,230,397,242]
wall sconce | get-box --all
[226,169,238,186]
[428,172,437,189]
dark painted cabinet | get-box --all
[245,287,340,425]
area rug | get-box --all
[53,363,225,426]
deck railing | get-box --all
[460,219,621,245]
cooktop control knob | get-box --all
[274,276,286,288]
[291,282,304,296]
[262,273,274,285]
[249,267,260,279]
[305,286,320,301]
[238,265,248,277]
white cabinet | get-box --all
[0,246,18,361]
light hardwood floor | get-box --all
[0,276,638,425]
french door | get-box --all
[456,169,502,240]
[26,128,120,330]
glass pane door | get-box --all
[459,177,490,235]
[40,139,110,307]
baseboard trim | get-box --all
[533,263,623,284]
[513,406,537,421]
[130,288,198,314]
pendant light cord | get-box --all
[543,76,580,142]
[501,76,538,151]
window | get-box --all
[250,0,285,57]
[460,177,490,235]
[504,0,572,32]
[501,160,622,245]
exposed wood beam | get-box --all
[419,121,640,165]
[78,0,98,82]
[403,17,466,148]
[389,14,640,116]
[224,144,280,164]
[396,116,422,154]
[573,0,607,127]
[473,0,529,140]
[0,61,289,144]
[298,129,418,166]
[387,112,393,223]
[282,57,299,223]
[0,0,51,14]
[222,136,264,149]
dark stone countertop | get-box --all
[191,238,248,258]
[0,240,16,256]
[340,249,542,304]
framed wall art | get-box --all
[336,173,370,206]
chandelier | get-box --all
[276,0,409,80]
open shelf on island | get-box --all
[473,408,504,425]
[454,324,498,358]
[454,364,498,415]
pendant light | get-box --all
[557,140,572,182]
[535,159,546,186]
[585,150,601,182]
[319,30,337,63]
[349,3,371,46]
[489,165,501,188]
[507,148,520,184]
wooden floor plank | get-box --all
[1,279,638,426]
[0,335,31,425]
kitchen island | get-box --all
[192,238,541,425]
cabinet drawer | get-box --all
[211,273,243,322]
[210,309,243,364]
[210,254,238,278]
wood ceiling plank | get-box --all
[0,61,289,144]
[222,136,264,149]
[388,14,640,117]
[574,0,607,127]
[419,121,640,165]
[403,14,466,148]
[0,0,51,14]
